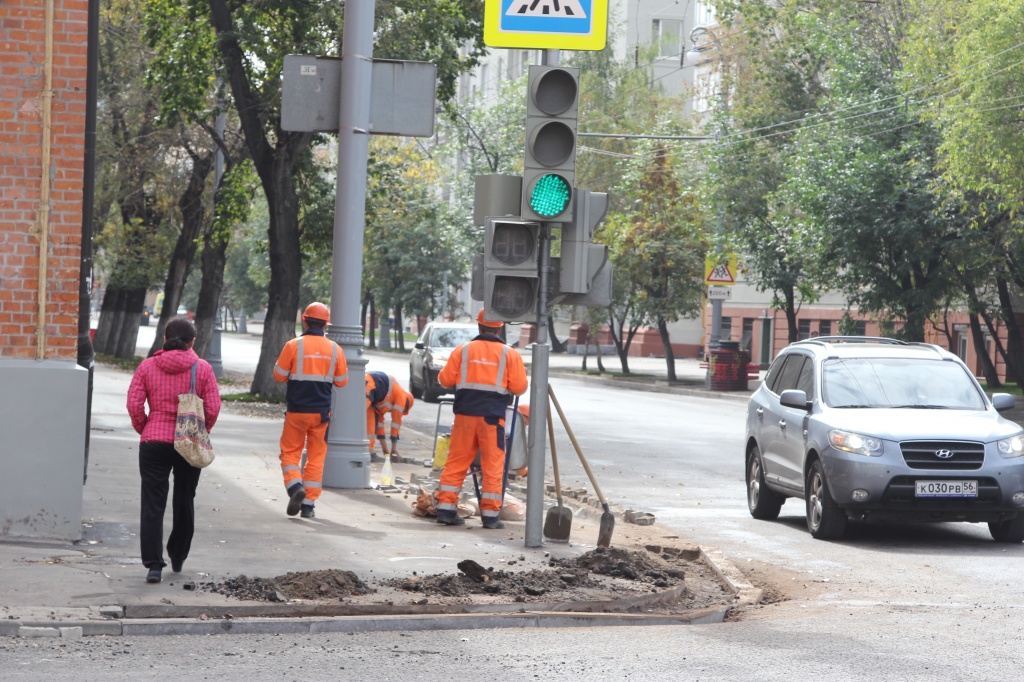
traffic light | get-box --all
[522,65,579,223]
[559,190,608,295]
[483,218,541,322]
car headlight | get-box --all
[428,352,450,368]
[997,433,1024,458]
[828,429,883,456]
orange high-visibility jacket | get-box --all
[273,329,349,414]
[367,373,414,440]
[438,333,527,419]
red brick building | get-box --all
[1,0,91,541]
[1,0,88,360]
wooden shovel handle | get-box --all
[548,385,607,506]
[546,395,563,500]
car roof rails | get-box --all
[793,336,907,347]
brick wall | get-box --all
[0,0,88,360]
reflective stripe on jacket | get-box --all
[273,328,349,413]
[437,334,528,418]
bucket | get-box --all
[433,433,450,470]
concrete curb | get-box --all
[544,367,756,403]
[0,548,756,637]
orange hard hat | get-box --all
[477,308,503,329]
[303,301,330,324]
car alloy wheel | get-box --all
[747,446,783,520]
[806,459,847,540]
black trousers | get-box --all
[139,441,202,570]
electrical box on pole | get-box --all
[521,65,579,223]
[483,218,541,323]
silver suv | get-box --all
[745,337,1024,542]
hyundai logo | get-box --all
[935,449,954,459]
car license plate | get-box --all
[915,480,978,498]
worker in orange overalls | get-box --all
[435,309,528,528]
[273,302,349,519]
[365,371,414,462]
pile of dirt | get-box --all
[201,569,373,602]
[201,546,733,611]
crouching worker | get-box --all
[434,309,528,529]
[365,371,414,462]
[273,302,349,519]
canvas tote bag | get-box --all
[174,362,215,468]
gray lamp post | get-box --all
[686,25,728,358]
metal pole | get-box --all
[323,0,376,488]
[206,105,227,379]
[524,47,560,547]
[526,224,551,548]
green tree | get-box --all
[363,138,467,350]
[144,0,487,394]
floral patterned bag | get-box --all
[174,362,215,468]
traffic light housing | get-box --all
[482,218,541,323]
[559,190,608,295]
[522,65,579,223]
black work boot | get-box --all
[300,504,315,519]
[436,512,465,526]
[482,517,505,529]
[286,484,306,516]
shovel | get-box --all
[548,385,614,548]
[543,395,572,542]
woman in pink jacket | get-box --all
[127,317,221,584]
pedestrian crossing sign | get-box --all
[704,254,738,286]
[484,0,608,51]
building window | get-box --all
[798,319,811,341]
[853,321,866,336]
[652,18,683,58]
[819,320,832,336]
[742,318,755,351]
[720,316,732,340]
[695,0,716,27]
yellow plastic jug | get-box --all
[433,434,450,470]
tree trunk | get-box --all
[783,285,798,343]
[372,296,380,348]
[548,316,566,353]
[95,286,146,359]
[657,317,677,382]
[208,0,310,397]
[996,277,1024,387]
[193,230,229,358]
[148,151,214,356]
[969,313,1000,388]
[393,303,405,352]
[580,323,589,371]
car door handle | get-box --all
[779,420,786,430]
[756,408,763,420]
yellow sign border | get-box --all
[484,0,608,51]
[704,254,738,286]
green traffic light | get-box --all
[529,174,571,218]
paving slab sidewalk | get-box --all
[0,363,755,637]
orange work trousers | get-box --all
[436,415,505,522]
[279,411,329,502]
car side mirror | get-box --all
[991,393,1015,413]
[415,342,425,350]
[779,389,811,411]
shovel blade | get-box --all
[543,505,573,542]
[596,511,615,548]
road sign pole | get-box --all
[323,0,376,488]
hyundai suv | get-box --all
[745,337,1024,542]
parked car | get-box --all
[409,322,477,402]
[745,336,1024,542]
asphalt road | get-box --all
[9,327,1017,677]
